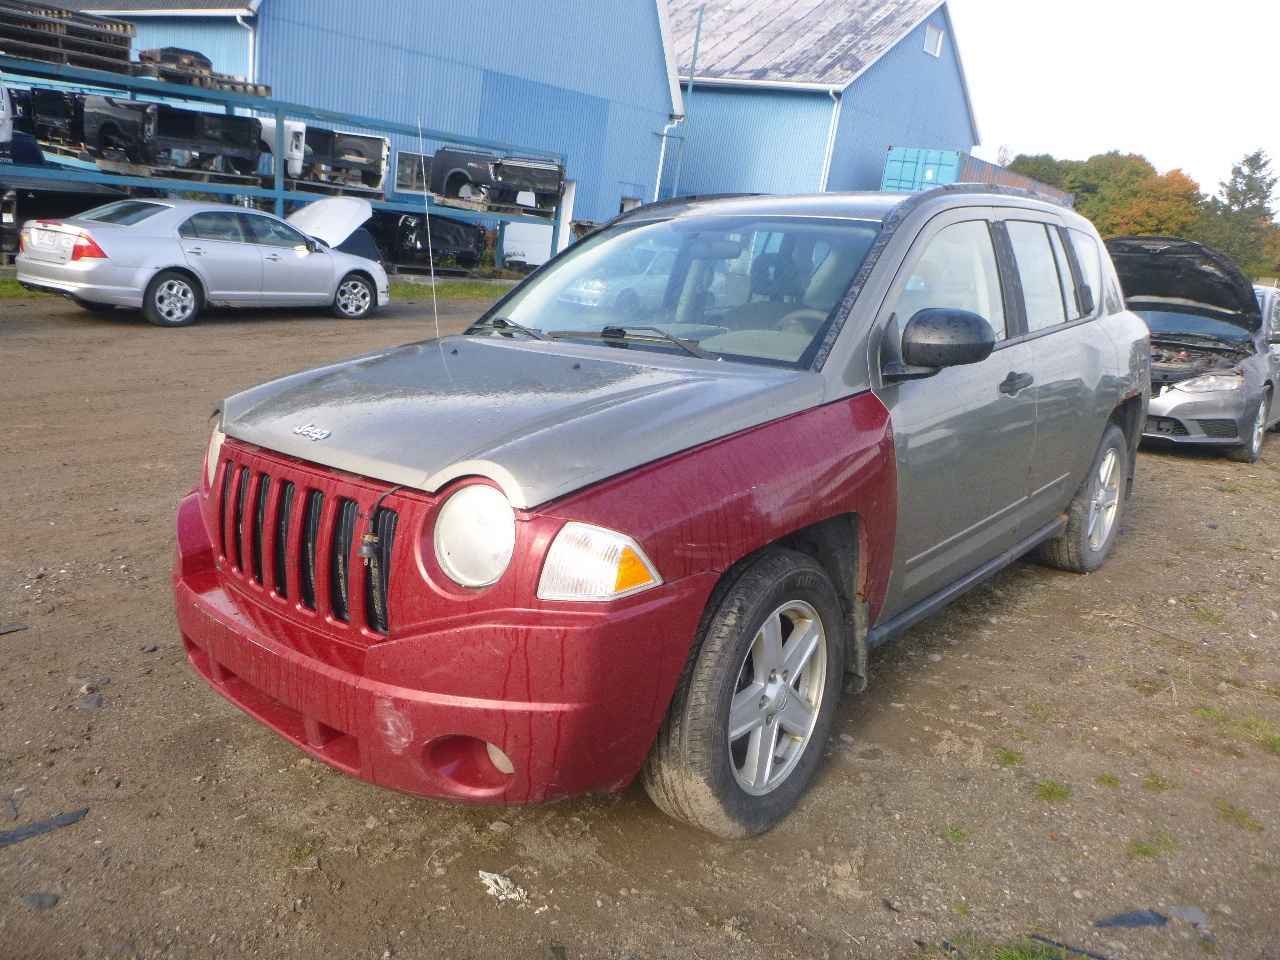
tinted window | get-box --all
[472,215,880,368]
[1068,229,1103,317]
[179,212,246,242]
[1008,221,1068,332]
[243,214,309,248]
[892,219,1006,340]
[78,200,166,225]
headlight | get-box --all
[205,423,226,487]
[433,485,516,587]
[1172,374,1244,393]
[537,522,661,601]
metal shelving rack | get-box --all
[0,52,568,250]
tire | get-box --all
[1227,391,1270,461]
[333,273,375,319]
[643,548,845,838]
[1036,422,1127,572]
[142,270,201,327]
[74,300,114,313]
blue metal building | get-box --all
[663,0,979,198]
[58,0,685,224]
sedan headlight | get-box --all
[1172,374,1244,393]
[205,422,226,487]
[433,485,516,587]
[537,522,661,601]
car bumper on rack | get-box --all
[173,491,712,804]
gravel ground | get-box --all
[1,295,1277,960]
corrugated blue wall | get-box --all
[825,6,976,192]
[125,18,252,80]
[664,86,833,197]
[252,0,677,222]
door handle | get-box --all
[187,246,205,256]
[264,253,282,262]
[999,371,1034,396]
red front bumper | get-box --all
[174,492,714,803]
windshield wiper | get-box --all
[469,316,548,341]
[545,324,713,360]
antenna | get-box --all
[417,118,441,342]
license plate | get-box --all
[29,228,73,262]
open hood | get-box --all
[1105,236,1261,331]
[286,197,371,248]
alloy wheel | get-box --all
[1086,447,1121,551]
[727,600,828,796]
[1250,401,1267,456]
[336,279,372,317]
[155,279,195,324]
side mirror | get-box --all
[1078,283,1096,316]
[887,308,996,380]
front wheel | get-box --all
[333,274,374,319]
[644,548,845,838]
[1036,422,1128,572]
[1227,392,1270,462]
[142,270,201,327]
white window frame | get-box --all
[924,23,944,57]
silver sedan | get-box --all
[16,197,390,327]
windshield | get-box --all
[471,215,881,367]
[76,200,168,225]
[1135,308,1254,346]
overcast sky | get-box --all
[947,0,1280,195]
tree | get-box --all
[1198,149,1277,275]
[1107,169,1204,237]
[1008,153,1072,189]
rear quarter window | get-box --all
[1067,229,1103,317]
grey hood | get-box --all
[221,336,824,508]
[1105,236,1262,331]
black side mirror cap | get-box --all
[898,308,997,371]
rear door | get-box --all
[178,212,261,303]
[999,214,1113,528]
[241,213,334,305]
[873,208,1039,617]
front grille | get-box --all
[212,446,406,638]
[1196,418,1238,439]
[1145,416,1188,437]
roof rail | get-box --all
[607,192,764,225]
[912,181,1075,209]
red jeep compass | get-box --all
[174,189,1149,836]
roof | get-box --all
[51,0,258,15]
[665,0,944,88]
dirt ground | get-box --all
[1,294,1278,960]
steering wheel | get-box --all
[776,308,828,334]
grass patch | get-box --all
[1034,780,1071,802]
[1142,773,1175,793]
[926,935,1086,959]
[949,901,971,917]
[1194,706,1280,756]
[941,825,969,844]
[994,746,1024,768]
[1127,830,1177,859]
[389,279,510,303]
[1190,605,1224,625]
[1215,798,1263,833]
[1095,772,1121,788]
[0,278,47,299]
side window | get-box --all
[891,219,1006,340]
[243,214,309,249]
[1007,221,1068,332]
[1067,228,1103,317]
[181,212,246,243]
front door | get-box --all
[873,211,1039,618]
[178,211,261,303]
[241,213,334,305]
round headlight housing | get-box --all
[433,484,516,587]
[205,423,226,487]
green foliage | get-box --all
[1034,780,1071,802]
[1095,772,1121,788]
[1128,830,1177,859]
[994,746,1024,768]
[1215,798,1263,832]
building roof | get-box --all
[51,0,258,15]
[666,0,944,89]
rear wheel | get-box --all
[142,270,201,327]
[1227,392,1270,462]
[1036,422,1127,572]
[643,548,844,838]
[333,273,374,319]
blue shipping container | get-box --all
[880,147,963,192]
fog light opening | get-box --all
[485,741,515,775]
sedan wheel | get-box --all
[142,270,201,327]
[333,275,374,319]
[1227,394,1269,462]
